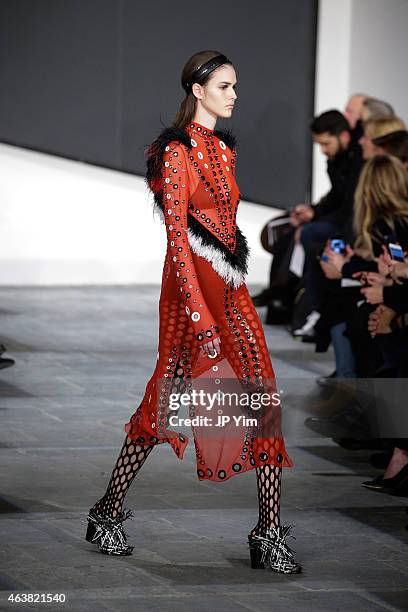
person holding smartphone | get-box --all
[319,155,408,378]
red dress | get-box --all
[125,120,293,481]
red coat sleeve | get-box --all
[162,142,220,345]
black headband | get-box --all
[183,54,231,94]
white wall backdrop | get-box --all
[349,0,408,124]
[0,144,279,285]
[313,0,353,200]
[313,0,408,201]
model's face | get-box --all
[344,95,366,129]
[359,128,380,160]
[193,64,237,119]
[313,132,344,159]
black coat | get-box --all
[312,139,364,233]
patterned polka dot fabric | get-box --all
[125,121,293,481]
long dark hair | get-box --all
[173,50,232,129]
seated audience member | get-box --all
[252,95,369,314]
[362,254,408,496]
[319,155,408,378]
[360,97,395,122]
[292,110,364,337]
[373,129,408,170]
[359,116,407,160]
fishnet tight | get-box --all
[250,464,282,537]
[93,444,282,527]
[92,436,155,519]
[92,358,188,519]
[92,360,282,529]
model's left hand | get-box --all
[200,337,222,358]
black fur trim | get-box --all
[153,199,249,279]
[147,124,245,283]
[146,126,192,191]
[146,124,237,190]
[188,214,249,276]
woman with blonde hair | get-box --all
[352,154,408,259]
[324,155,408,284]
[359,116,406,160]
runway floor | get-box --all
[0,286,407,611]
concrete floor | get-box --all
[0,286,407,611]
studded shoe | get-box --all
[85,508,134,555]
[248,525,302,573]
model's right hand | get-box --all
[200,337,221,358]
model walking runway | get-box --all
[86,50,301,574]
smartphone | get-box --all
[330,238,346,254]
[388,242,405,262]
